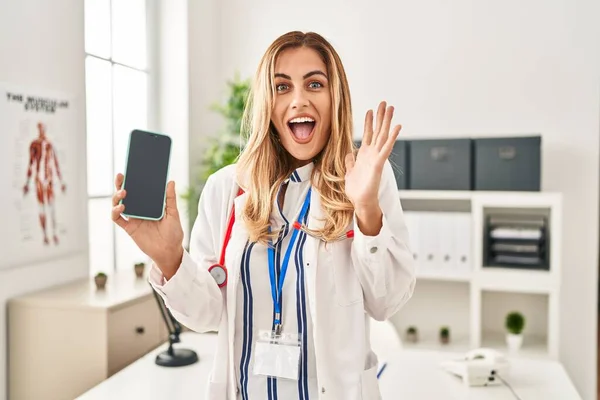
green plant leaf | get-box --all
[505,311,525,334]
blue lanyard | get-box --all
[267,187,312,333]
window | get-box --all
[84,0,155,276]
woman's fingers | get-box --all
[112,173,127,228]
[115,173,124,190]
[165,181,179,217]
[112,188,126,207]
[374,101,386,139]
[344,152,355,175]
[113,174,125,207]
[111,204,127,228]
[380,124,403,159]
[376,105,394,150]
[362,109,374,145]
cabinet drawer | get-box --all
[107,296,161,375]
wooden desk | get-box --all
[78,332,581,400]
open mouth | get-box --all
[287,116,316,143]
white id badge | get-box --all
[253,330,301,380]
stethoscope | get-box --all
[208,187,354,288]
[208,188,244,288]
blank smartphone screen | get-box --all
[121,130,172,220]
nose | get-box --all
[291,88,309,109]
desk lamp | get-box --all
[150,284,199,367]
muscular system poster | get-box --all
[0,83,85,270]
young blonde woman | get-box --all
[112,31,415,400]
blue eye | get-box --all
[309,81,323,89]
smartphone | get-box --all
[120,129,172,220]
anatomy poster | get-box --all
[0,83,85,270]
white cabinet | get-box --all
[394,190,562,360]
[8,270,169,400]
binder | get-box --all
[454,213,472,274]
[437,213,457,275]
[419,212,440,274]
[403,212,421,273]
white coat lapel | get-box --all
[224,189,249,398]
[305,187,325,327]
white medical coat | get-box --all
[149,159,416,399]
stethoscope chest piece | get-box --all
[208,264,228,287]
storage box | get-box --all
[354,139,408,189]
[408,138,473,190]
[473,136,541,191]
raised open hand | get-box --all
[111,173,184,276]
[345,101,402,210]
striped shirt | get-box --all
[234,162,319,399]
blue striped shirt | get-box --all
[234,163,318,400]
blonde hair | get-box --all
[236,31,356,244]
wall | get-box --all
[191,0,600,398]
[187,0,223,197]
[157,0,190,239]
[0,1,88,400]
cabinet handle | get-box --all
[135,326,145,335]
[499,146,516,160]
[430,147,449,161]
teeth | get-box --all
[289,116,315,124]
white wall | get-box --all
[190,0,600,398]
[157,0,190,238]
[0,1,88,400]
[187,0,223,186]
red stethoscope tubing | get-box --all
[219,188,243,267]
[209,188,244,287]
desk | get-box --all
[78,332,581,399]
[379,349,581,399]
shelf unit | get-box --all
[392,190,562,360]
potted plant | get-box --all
[134,262,146,278]
[406,326,418,343]
[439,326,450,344]
[505,311,525,352]
[181,73,250,231]
[94,272,107,290]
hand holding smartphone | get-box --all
[111,129,184,278]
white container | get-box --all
[506,333,523,352]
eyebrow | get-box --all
[274,70,328,80]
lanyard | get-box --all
[267,187,312,334]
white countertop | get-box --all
[78,331,581,399]
[9,269,154,311]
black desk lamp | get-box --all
[150,284,199,367]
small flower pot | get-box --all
[439,328,450,344]
[94,275,107,290]
[506,333,523,353]
[134,263,145,278]
[406,331,418,343]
